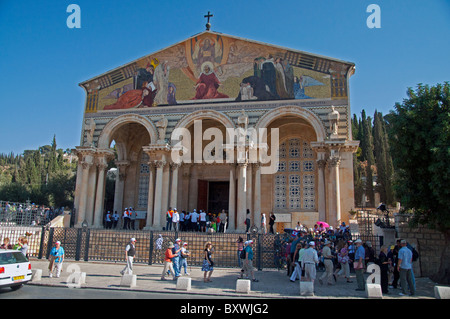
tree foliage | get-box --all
[387,82,450,284]
[0,136,77,208]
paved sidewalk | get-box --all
[27,258,437,299]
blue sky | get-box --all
[0,0,449,155]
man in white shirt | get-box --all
[199,210,207,232]
[301,241,319,284]
[172,209,180,231]
[261,213,267,234]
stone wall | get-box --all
[395,214,447,278]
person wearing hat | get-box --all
[161,242,178,280]
[48,240,65,278]
[354,239,365,291]
[242,240,258,282]
[180,242,190,275]
[172,238,182,277]
[319,240,334,285]
[300,241,319,284]
[120,238,137,276]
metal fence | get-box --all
[0,200,60,227]
[0,226,384,269]
[0,226,293,270]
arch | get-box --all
[255,105,327,142]
[97,113,158,149]
[173,109,235,131]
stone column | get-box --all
[76,158,93,227]
[113,161,129,217]
[93,158,108,228]
[246,163,253,216]
[152,160,166,229]
[237,162,247,232]
[317,159,327,222]
[228,163,236,231]
[253,163,262,231]
[144,162,155,230]
[170,163,180,209]
[188,164,198,211]
[329,156,341,227]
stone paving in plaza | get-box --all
[27,259,437,299]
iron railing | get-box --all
[0,226,383,269]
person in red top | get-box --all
[161,242,178,280]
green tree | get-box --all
[388,82,450,284]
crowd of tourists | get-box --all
[0,201,63,226]
[275,221,419,296]
[104,206,230,232]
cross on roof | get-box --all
[204,11,213,30]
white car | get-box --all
[0,249,32,290]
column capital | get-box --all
[81,160,93,170]
[154,160,166,169]
[317,159,327,169]
[329,156,341,167]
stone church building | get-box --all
[73,28,359,232]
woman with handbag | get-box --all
[202,242,214,282]
[334,242,352,283]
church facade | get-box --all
[73,30,359,232]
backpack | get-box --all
[240,248,247,259]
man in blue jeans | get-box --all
[397,239,415,296]
[172,238,182,277]
[354,239,365,291]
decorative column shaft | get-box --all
[253,163,262,231]
[237,162,247,232]
[228,164,236,231]
[317,159,327,222]
[330,156,341,226]
[144,162,155,230]
[93,159,108,228]
[152,160,166,229]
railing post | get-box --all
[46,227,54,260]
[75,228,82,261]
[257,234,262,271]
[84,228,91,262]
[38,226,46,259]
[148,231,154,265]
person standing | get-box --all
[236,236,244,268]
[105,211,112,229]
[48,241,65,278]
[199,210,207,232]
[155,234,164,262]
[129,207,136,230]
[245,209,251,233]
[219,210,227,233]
[166,207,173,231]
[172,209,180,232]
[112,211,119,229]
[335,242,352,283]
[300,241,319,284]
[242,240,258,282]
[269,213,276,234]
[179,211,185,231]
[397,239,415,296]
[180,242,190,275]
[354,239,366,291]
[289,242,303,282]
[161,242,177,280]
[120,238,136,275]
[202,242,214,282]
[319,240,334,285]
[261,213,267,234]
[172,238,182,278]
[378,245,390,294]
[122,208,130,230]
